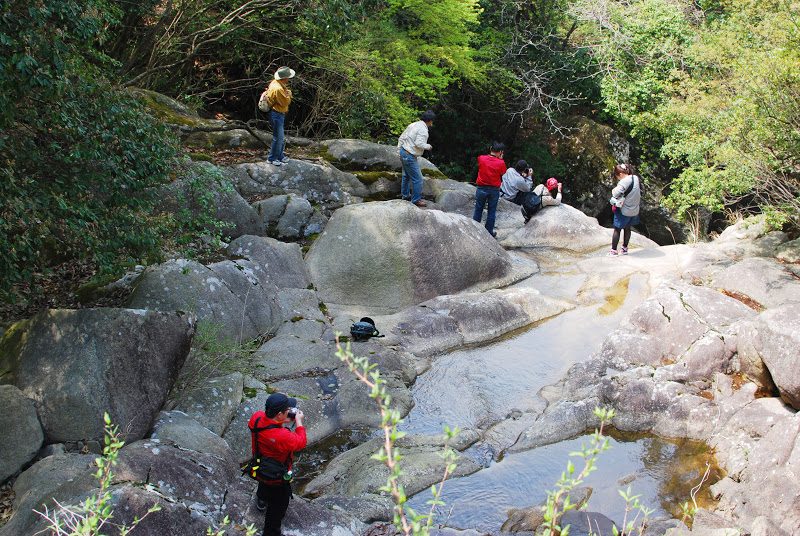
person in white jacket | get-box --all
[397,110,435,207]
[609,163,642,256]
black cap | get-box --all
[420,110,436,122]
[265,393,297,415]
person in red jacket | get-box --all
[472,141,507,237]
[248,392,307,536]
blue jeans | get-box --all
[473,186,500,235]
[399,148,424,203]
[268,111,285,162]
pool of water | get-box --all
[399,272,650,436]
[406,431,723,532]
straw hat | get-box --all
[274,66,296,80]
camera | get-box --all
[287,408,297,420]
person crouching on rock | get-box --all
[473,141,507,237]
[534,177,563,208]
[248,393,307,536]
[519,177,562,224]
[398,110,436,208]
[609,163,641,256]
[500,159,533,205]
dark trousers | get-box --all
[473,186,500,235]
[257,482,291,536]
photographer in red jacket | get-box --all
[248,393,307,536]
[472,141,507,237]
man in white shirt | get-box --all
[397,110,435,208]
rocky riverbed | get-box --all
[1,92,798,536]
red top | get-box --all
[476,154,507,188]
[248,411,307,470]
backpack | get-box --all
[521,191,544,224]
[350,317,384,341]
[258,89,272,113]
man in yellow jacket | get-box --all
[265,66,295,166]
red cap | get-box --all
[546,177,558,191]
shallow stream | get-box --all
[399,253,722,530]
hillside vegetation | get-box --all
[1,0,798,303]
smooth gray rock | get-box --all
[253,194,289,229]
[311,493,394,523]
[253,194,323,239]
[228,159,369,210]
[712,257,798,309]
[304,432,481,498]
[306,201,537,314]
[501,203,657,252]
[223,391,268,463]
[596,282,755,367]
[753,303,800,409]
[252,335,339,380]
[0,385,43,482]
[228,234,312,289]
[776,238,800,263]
[151,410,233,462]
[371,286,569,358]
[106,485,217,535]
[321,138,439,172]
[560,510,618,536]
[0,453,99,536]
[172,372,244,436]
[128,258,280,343]
[278,195,315,238]
[0,308,193,443]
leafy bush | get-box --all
[0,0,179,302]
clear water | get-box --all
[406,432,721,531]
[399,272,650,436]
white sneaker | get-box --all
[269,160,283,166]
[280,156,290,163]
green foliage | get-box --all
[335,337,459,536]
[309,0,483,137]
[36,413,161,535]
[574,0,799,229]
[659,0,800,227]
[0,0,179,303]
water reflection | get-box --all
[400,273,650,436]
[407,433,722,532]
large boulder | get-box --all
[306,201,537,313]
[501,203,657,253]
[227,159,369,210]
[127,258,282,343]
[321,138,440,174]
[0,308,194,443]
[0,385,43,482]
